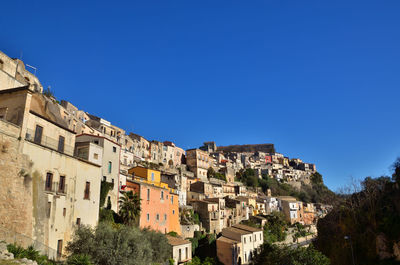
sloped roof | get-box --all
[166,235,191,246]
[232,224,262,232]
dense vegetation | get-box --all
[262,212,288,243]
[252,243,330,265]
[315,158,400,265]
[188,232,221,264]
[66,222,171,265]
[207,167,227,181]
[236,168,337,204]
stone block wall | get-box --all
[0,120,33,240]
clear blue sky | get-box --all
[2,0,400,191]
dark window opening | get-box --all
[45,173,53,191]
[57,240,63,259]
[34,125,43,144]
[58,136,65,153]
[59,176,65,193]
[84,182,90,200]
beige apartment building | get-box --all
[0,86,101,258]
[278,196,301,224]
[166,236,192,265]
[186,148,211,180]
[217,224,263,265]
[75,134,121,212]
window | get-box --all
[84,182,90,200]
[59,175,65,193]
[0,59,3,70]
[250,236,252,242]
[34,125,43,144]
[63,208,66,217]
[45,173,53,191]
[76,218,81,226]
[147,189,150,201]
[94,153,98,159]
[260,234,262,240]
[171,195,173,204]
[179,249,182,261]
[161,191,164,200]
[57,240,63,258]
[47,202,51,218]
[173,210,175,215]
[164,214,167,221]
[156,214,159,221]
[108,161,112,173]
[103,176,106,181]
[186,247,188,259]
[244,237,246,244]
[94,140,99,145]
[151,172,155,181]
[113,146,117,153]
[147,213,150,221]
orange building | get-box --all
[126,166,180,235]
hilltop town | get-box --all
[0,51,332,265]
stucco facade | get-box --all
[0,87,101,258]
[75,134,121,212]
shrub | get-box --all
[66,254,93,265]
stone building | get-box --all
[0,86,101,258]
[59,100,94,135]
[129,133,150,161]
[186,149,211,180]
[190,200,222,234]
[0,51,42,92]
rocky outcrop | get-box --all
[0,242,37,265]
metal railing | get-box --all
[0,225,60,261]
[25,128,74,156]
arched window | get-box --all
[0,59,4,70]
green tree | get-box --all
[310,172,324,185]
[207,167,216,178]
[118,191,141,226]
[391,157,400,183]
[252,243,330,265]
[263,212,287,243]
[66,223,171,265]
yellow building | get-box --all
[128,166,170,189]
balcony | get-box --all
[25,128,74,156]
[44,182,67,195]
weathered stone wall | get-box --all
[0,119,33,239]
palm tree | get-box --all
[118,191,141,226]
